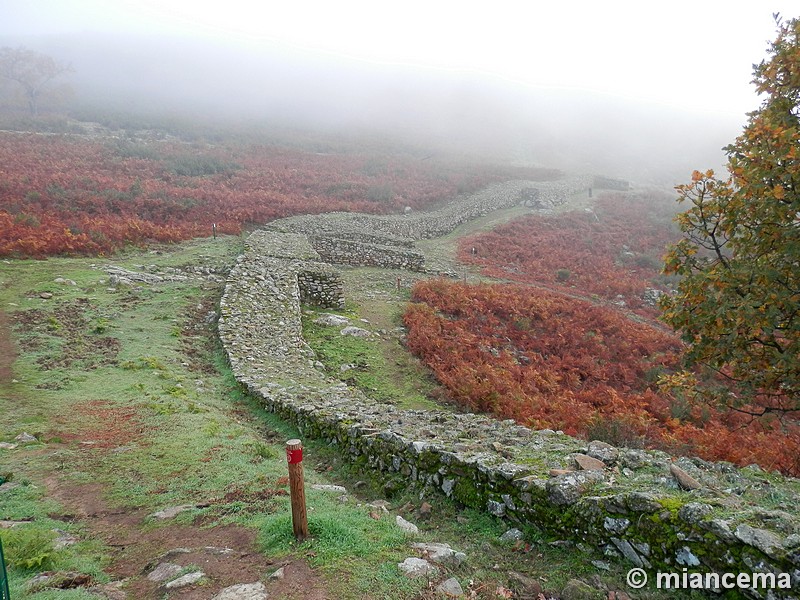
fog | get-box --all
[2,1,797,184]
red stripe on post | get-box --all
[286,447,303,464]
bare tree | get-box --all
[0,47,72,116]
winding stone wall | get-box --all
[219,181,799,599]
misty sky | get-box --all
[4,0,795,116]
[2,1,797,182]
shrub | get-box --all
[0,527,56,569]
[555,268,571,282]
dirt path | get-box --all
[1,294,331,598]
[44,477,331,599]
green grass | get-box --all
[301,304,441,410]
[0,234,696,600]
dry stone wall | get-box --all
[309,236,425,271]
[219,181,800,599]
[264,178,590,271]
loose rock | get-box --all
[573,453,606,471]
[560,579,597,600]
[436,577,464,597]
[164,571,205,589]
[411,542,466,566]
[147,562,183,582]
[397,557,437,578]
[499,528,524,543]
[212,582,268,600]
[396,515,419,534]
[149,504,196,519]
[669,463,702,490]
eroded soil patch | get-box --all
[45,478,330,599]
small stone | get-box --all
[0,443,17,450]
[164,571,205,589]
[212,582,268,600]
[53,529,78,549]
[547,471,604,506]
[734,524,783,558]
[560,579,597,600]
[611,538,645,568]
[487,500,506,517]
[411,542,466,566]
[549,468,575,476]
[203,546,235,555]
[398,557,437,578]
[436,577,464,597]
[87,580,127,600]
[675,546,701,566]
[149,504,196,519]
[15,432,37,443]
[269,566,285,580]
[603,517,630,534]
[311,484,347,493]
[678,502,713,524]
[500,528,524,543]
[418,501,433,520]
[0,482,20,494]
[573,453,605,471]
[39,292,53,299]
[340,326,371,338]
[670,463,702,490]
[591,560,611,570]
[314,314,350,327]
[396,515,419,534]
[508,571,542,597]
[147,562,183,582]
[587,440,619,463]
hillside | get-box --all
[1,129,798,600]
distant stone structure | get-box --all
[593,175,630,191]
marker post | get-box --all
[286,439,309,541]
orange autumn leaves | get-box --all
[0,133,506,257]
[404,279,799,475]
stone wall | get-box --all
[309,236,425,271]
[264,178,592,274]
[219,182,800,599]
[593,175,631,191]
[297,266,344,309]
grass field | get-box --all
[0,233,701,599]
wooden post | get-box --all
[212,223,217,239]
[286,439,309,541]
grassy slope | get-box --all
[0,232,694,599]
[0,237,425,598]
